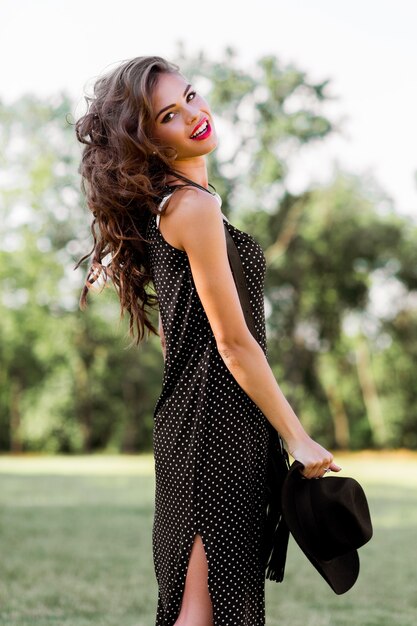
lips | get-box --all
[190,118,212,141]
[190,117,208,138]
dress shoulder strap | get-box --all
[155,183,224,229]
[156,192,175,228]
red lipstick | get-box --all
[190,119,212,141]
[190,117,207,136]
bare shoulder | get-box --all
[163,185,253,348]
[165,186,221,219]
[161,186,223,252]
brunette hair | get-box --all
[74,55,190,345]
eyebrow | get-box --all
[155,84,192,121]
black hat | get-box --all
[281,460,373,594]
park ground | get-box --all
[0,450,416,626]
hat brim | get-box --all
[282,462,360,595]
[292,531,359,594]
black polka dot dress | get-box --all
[146,188,273,625]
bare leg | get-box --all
[173,534,214,626]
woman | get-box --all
[75,55,341,626]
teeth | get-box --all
[192,121,207,137]
[191,120,208,138]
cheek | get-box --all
[197,94,210,111]
[153,123,170,142]
[157,120,183,142]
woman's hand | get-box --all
[285,433,342,479]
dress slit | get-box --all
[174,532,214,625]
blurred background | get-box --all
[0,1,416,625]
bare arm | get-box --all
[173,188,341,479]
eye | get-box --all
[162,112,175,123]
[161,90,197,123]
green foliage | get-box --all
[0,47,416,452]
[0,92,162,453]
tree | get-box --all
[1,47,416,452]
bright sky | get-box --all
[1,0,416,218]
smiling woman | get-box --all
[154,82,213,140]
[73,58,219,343]
[74,55,340,626]
[151,71,217,160]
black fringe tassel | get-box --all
[263,426,291,582]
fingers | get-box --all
[289,438,342,479]
[300,457,341,479]
[329,461,342,472]
[300,460,325,479]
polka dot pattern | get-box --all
[146,192,272,625]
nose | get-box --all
[185,103,199,125]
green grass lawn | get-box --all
[0,451,416,626]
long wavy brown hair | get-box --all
[74,55,192,345]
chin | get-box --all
[175,142,217,160]
[193,135,219,156]
[205,142,218,155]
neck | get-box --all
[165,156,209,189]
